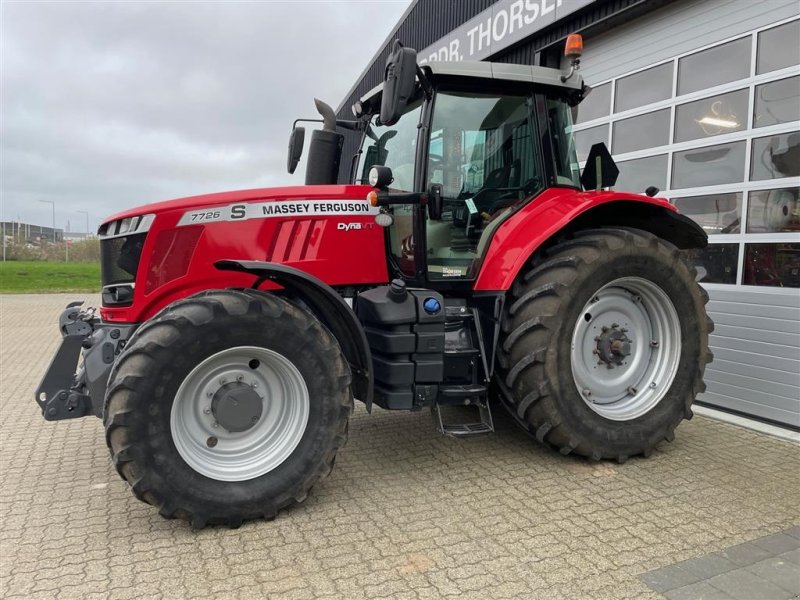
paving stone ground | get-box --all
[1,293,799,600]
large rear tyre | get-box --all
[497,228,712,462]
[104,289,353,527]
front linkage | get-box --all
[35,302,135,421]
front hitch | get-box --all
[35,302,135,421]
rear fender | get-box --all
[215,260,373,410]
[474,191,708,291]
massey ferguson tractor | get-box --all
[36,36,712,527]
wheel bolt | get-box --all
[251,416,259,423]
[203,407,211,414]
[219,377,227,385]
[582,389,592,398]
[601,326,609,332]
[252,382,258,388]
[206,391,213,397]
[236,375,243,382]
[650,382,657,389]
[211,421,218,428]
[206,436,218,448]
[612,322,619,328]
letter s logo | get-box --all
[230,204,246,220]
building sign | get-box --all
[418,0,595,64]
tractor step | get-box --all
[432,398,494,437]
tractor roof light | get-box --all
[564,33,583,60]
[561,33,583,83]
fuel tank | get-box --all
[100,185,389,323]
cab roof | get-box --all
[358,61,583,112]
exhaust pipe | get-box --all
[314,98,337,132]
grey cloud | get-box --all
[1,0,411,230]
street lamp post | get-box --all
[77,210,90,238]
[38,200,56,242]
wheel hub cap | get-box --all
[211,382,263,432]
[595,325,632,367]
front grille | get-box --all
[101,233,146,286]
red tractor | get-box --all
[36,38,712,527]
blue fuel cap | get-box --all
[423,297,441,314]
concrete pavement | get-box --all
[1,294,798,599]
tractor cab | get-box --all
[354,54,585,284]
[288,36,616,289]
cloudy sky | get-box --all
[1,0,411,232]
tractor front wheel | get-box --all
[103,289,352,527]
[498,228,712,462]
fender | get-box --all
[215,260,373,410]
[474,189,708,291]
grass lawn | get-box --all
[0,261,101,293]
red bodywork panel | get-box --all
[100,184,676,323]
[101,185,389,323]
[474,188,677,291]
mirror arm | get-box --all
[292,117,364,132]
[373,190,426,206]
[416,65,433,98]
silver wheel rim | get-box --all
[570,277,681,421]
[170,346,309,482]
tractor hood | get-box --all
[102,184,373,226]
[98,183,388,324]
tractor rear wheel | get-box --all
[103,289,352,527]
[497,228,712,462]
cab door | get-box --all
[418,89,543,285]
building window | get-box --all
[683,244,739,284]
[753,76,800,128]
[677,37,751,95]
[746,187,800,233]
[616,154,668,193]
[674,89,748,143]
[614,63,673,113]
[671,141,746,189]
[757,20,800,75]
[574,124,608,162]
[672,192,741,234]
[575,82,611,124]
[744,243,800,287]
[612,108,671,154]
[750,132,800,181]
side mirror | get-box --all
[580,143,619,191]
[380,40,417,126]
[427,183,443,220]
[287,127,305,174]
